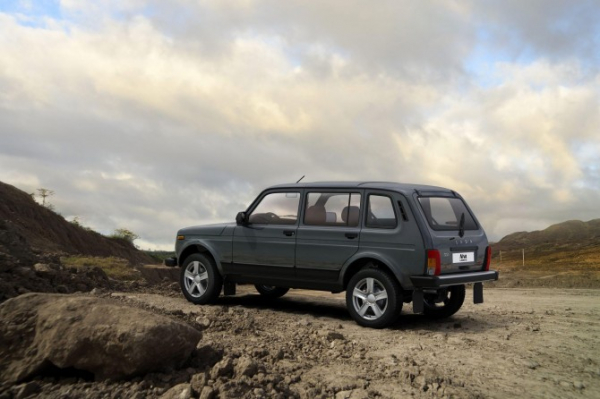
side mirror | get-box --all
[236,211,248,225]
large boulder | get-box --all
[0,293,202,384]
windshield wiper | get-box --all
[458,212,465,238]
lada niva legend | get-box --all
[167,182,498,328]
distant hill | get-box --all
[495,219,600,250]
[0,181,154,265]
[490,219,600,284]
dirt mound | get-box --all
[0,181,153,264]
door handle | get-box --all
[283,230,295,236]
[345,232,358,239]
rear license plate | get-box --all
[452,252,474,263]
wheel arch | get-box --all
[178,240,224,275]
[340,253,411,291]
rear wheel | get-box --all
[423,285,465,319]
[254,285,289,298]
[180,253,222,304]
[346,267,402,328]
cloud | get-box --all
[0,1,599,249]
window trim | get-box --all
[365,194,398,229]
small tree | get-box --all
[37,188,54,207]
[112,228,139,243]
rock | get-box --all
[195,317,212,329]
[210,357,234,379]
[192,344,224,369]
[33,263,53,272]
[327,331,346,341]
[526,360,540,370]
[190,372,208,395]
[235,356,258,377]
[573,381,585,390]
[335,390,353,399]
[0,293,202,383]
[199,386,215,399]
[159,383,192,399]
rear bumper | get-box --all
[410,270,499,288]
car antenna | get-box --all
[296,175,305,183]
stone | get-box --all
[335,390,353,399]
[195,317,212,329]
[190,372,208,395]
[327,331,346,341]
[159,383,192,399]
[0,293,202,383]
[234,356,258,377]
[526,361,540,370]
[199,386,215,399]
[210,357,234,379]
[573,381,585,390]
[33,263,53,272]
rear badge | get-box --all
[452,252,474,263]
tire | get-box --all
[254,285,290,298]
[423,285,465,319]
[180,253,223,304]
[346,266,402,328]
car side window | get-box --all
[366,195,397,229]
[304,192,361,227]
[248,192,300,225]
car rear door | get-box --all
[295,191,362,283]
[416,193,488,274]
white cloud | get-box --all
[0,1,599,249]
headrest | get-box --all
[341,206,360,226]
[305,205,326,225]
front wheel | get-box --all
[346,267,402,328]
[180,253,223,304]
[423,285,465,319]
[254,285,289,298]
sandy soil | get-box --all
[112,286,600,399]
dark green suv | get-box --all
[168,181,498,328]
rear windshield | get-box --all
[418,197,478,231]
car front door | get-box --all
[295,191,362,283]
[231,191,301,279]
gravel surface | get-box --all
[3,286,599,399]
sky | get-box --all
[0,0,599,250]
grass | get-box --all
[61,256,143,281]
[488,246,600,288]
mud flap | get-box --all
[224,281,236,296]
[413,289,424,313]
[473,282,483,304]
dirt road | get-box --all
[114,286,600,399]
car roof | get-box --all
[266,181,455,196]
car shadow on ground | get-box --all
[214,293,493,332]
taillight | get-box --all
[427,250,441,276]
[484,246,492,271]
